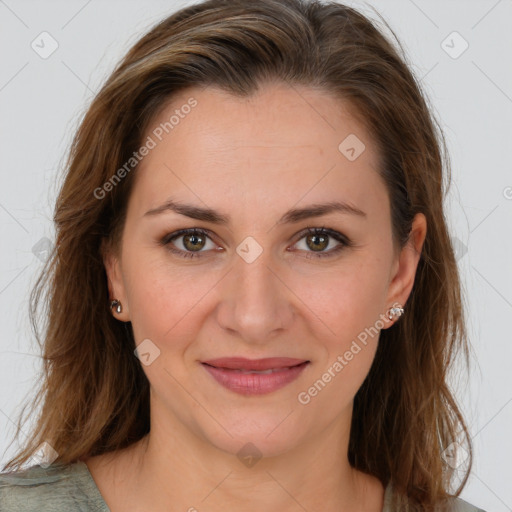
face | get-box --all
[104,82,426,458]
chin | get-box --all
[194,410,307,462]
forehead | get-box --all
[130,82,386,221]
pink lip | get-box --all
[201,357,310,396]
[201,357,308,371]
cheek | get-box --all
[122,251,218,345]
[297,270,384,413]
[302,258,389,338]
[298,253,390,389]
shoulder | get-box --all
[0,460,109,512]
[383,483,487,512]
[448,495,487,512]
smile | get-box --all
[200,358,310,395]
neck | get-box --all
[115,409,384,512]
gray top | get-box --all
[0,460,486,511]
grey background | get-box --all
[0,1,511,510]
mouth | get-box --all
[200,357,310,395]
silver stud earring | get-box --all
[110,299,122,314]
[386,303,404,321]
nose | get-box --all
[215,246,295,345]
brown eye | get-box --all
[305,232,329,252]
[293,227,352,260]
[182,232,206,252]
[161,228,217,259]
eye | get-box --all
[161,228,219,259]
[292,226,352,259]
[160,226,352,260]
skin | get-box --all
[83,81,427,512]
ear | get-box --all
[383,213,427,328]
[101,238,130,322]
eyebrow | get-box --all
[144,199,367,224]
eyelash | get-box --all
[160,227,352,260]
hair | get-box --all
[3,0,473,509]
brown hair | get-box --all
[3,0,473,508]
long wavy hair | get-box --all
[3,0,473,508]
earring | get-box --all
[110,299,122,314]
[386,303,404,321]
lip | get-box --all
[201,358,310,396]
[201,357,308,371]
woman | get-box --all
[0,0,486,510]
